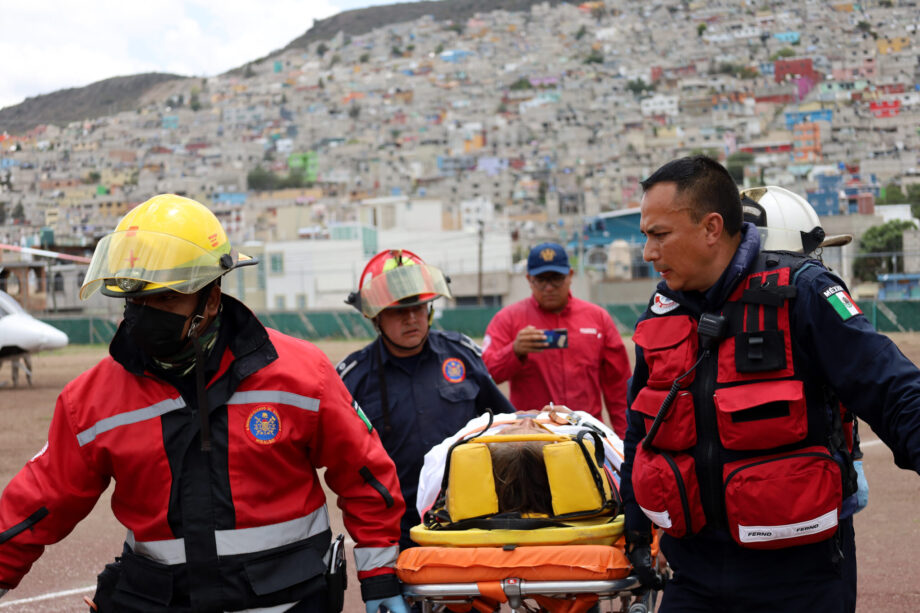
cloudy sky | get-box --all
[0,0,406,110]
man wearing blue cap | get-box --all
[482,242,631,437]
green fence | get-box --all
[39,299,920,345]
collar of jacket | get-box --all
[655,222,762,316]
[109,294,276,379]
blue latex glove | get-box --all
[854,460,869,512]
[365,595,409,613]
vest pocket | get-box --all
[633,315,698,387]
[631,386,696,451]
[243,541,327,595]
[632,445,707,538]
[723,446,842,550]
[713,380,807,450]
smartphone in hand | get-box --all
[543,328,568,349]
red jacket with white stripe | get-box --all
[482,294,631,438]
[0,296,405,610]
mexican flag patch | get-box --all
[354,400,373,432]
[822,284,862,321]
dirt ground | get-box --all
[0,336,918,611]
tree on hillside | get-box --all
[509,77,533,91]
[878,182,907,205]
[626,78,650,95]
[247,166,278,191]
[584,49,604,64]
[909,184,920,219]
[725,152,754,184]
[854,219,917,281]
[769,48,796,61]
[880,183,920,218]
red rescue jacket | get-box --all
[482,295,630,438]
[0,296,404,609]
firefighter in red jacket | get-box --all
[0,195,408,613]
[482,242,631,438]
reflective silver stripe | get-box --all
[77,397,185,447]
[126,530,187,565]
[354,545,399,572]
[228,390,319,412]
[126,506,331,565]
[216,507,330,556]
[234,603,298,613]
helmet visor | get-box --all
[359,263,451,318]
[80,229,236,299]
[756,227,809,252]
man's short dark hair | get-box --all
[640,156,743,236]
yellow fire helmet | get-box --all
[80,194,254,300]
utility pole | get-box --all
[477,217,484,305]
[577,176,586,277]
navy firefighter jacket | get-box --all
[621,222,920,538]
[337,329,515,547]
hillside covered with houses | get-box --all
[2,0,920,314]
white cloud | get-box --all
[0,0,397,110]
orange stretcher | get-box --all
[397,427,663,612]
[398,542,658,613]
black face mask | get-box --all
[123,301,193,359]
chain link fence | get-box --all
[41,298,920,347]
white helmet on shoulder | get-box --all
[740,185,852,254]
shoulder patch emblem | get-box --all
[822,284,862,321]
[247,407,281,445]
[651,293,679,315]
[442,357,466,383]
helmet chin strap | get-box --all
[190,285,216,452]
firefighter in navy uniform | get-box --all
[0,195,408,613]
[620,157,920,612]
[337,249,515,550]
[741,185,868,613]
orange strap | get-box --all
[476,581,508,603]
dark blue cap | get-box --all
[527,242,570,275]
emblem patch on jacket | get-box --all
[247,407,281,444]
[651,293,679,314]
[442,358,466,383]
[822,285,862,321]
